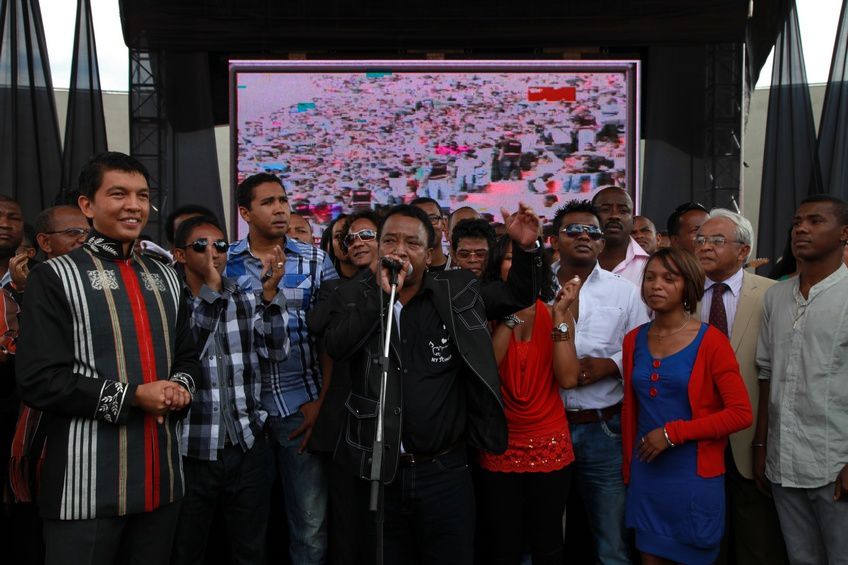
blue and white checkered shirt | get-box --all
[225,236,338,417]
[181,276,290,460]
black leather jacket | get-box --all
[323,245,541,483]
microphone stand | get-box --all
[370,263,401,565]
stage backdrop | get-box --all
[230,60,640,240]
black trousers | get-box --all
[43,500,181,565]
[327,456,371,565]
[366,447,475,565]
[476,465,572,565]
[170,437,273,565]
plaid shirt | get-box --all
[181,276,289,460]
[225,237,338,416]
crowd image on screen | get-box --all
[236,71,630,235]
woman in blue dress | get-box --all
[621,247,753,564]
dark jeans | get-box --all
[378,447,475,565]
[171,437,273,565]
[476,465,572,565]
[43,500,181,565]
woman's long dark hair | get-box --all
[320,214,348,273]
[487,234,555,303]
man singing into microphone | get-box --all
[323,203,542,564]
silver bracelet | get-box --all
[663,426,676,448]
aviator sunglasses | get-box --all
[184,238,229,253]
[561,223,604,241]
[343,228,377,248]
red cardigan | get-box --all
[621,324,753,484]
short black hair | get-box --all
[799,194,848,225]
[667,202,708,236]
[78,152,150,199]
[379,205,437,249]
[174,215,224,249]
[410,197,442,212]
[450,218,495,252]
[237,173,284,210]
[165,204,217,245]
[551,200,602,234]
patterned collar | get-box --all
[83,229,136,261]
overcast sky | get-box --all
[39,0,842,92]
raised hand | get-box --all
[502,202,542,249]
[202,247,223,292]
[261,246,286,301]
[9,253,29,292]
[553,276,581,319]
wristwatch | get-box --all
[503,314,524,329]
[552,321,570,341]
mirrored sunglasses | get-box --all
[561,223,604,240]
[343,229,377,248]
[185,238,229,253]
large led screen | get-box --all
[231,60,640,238]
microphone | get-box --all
[380,257,412,285]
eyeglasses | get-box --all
[343,229,377,248]
[184,238,229,253]
[561,224,604,241]
[456,249,488,260]
[693,235,745,248]
[45,227,89,238]
[427,214,443,224]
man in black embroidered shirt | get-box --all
[16,152,200,565]
[324,203,542,564]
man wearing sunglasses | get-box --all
[551,200,649,565]
[306,209,380,563]
[171,215,289,565]
[450,218,496,279]
[340,211,380,272]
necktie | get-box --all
[708,282,729,336]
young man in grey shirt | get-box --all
[755,194,848,565]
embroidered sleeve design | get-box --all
[96,381,127,423]
[170,372,196,397]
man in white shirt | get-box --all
[551,200,649,565]
[755,195,848,565]
[694,209,786,564]
[592,186,649,286]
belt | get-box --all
[566,403,621,425]
[399,440,464,466]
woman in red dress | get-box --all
[476,236,581,565]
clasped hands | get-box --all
[134,380,192,424]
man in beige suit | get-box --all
[695,209,787,565]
